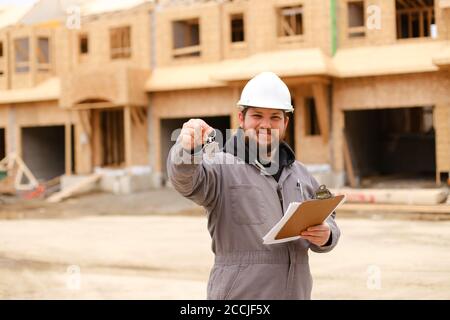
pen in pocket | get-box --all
[297,179,304,200]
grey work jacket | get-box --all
[167,142,340,300]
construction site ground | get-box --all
[0,188,449,299]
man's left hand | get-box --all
[300,222,331,247]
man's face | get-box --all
[238,107,289,148]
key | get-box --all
[204,129,219,160]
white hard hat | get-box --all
[237,72,294,112]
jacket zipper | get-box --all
[276,185,284,213]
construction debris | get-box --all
[332,188,449,206]
[0,153,39,194]
[24,175,61,200]
[47,173,102,203]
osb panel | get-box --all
[14,101,71,127]
[155,3,222,66]
[61,67,121,107]
[71,8,152,71]
[221,1,250,60]
[156,0,332,67]
[33,28,54,86]
[338,0,449,48]
[331,104,345,172]
[435,1,449,41]
[53,28,72,78]
[74,120,92,175]
[338,0,397,48]
[126,68,151,107]
[247,0,331,55]
[130,108,149,166]
[61,65,149,108]
[434,104,450,172]
[294,90,330,164]
[9,26,34,90]
[148,103,160,171]
[152,87,236,119]
[0,33,7,90]
[333,72,450,110]
[8,26,55,89]
[298,136,330,164]
[2,24,71,91]
[0,107,8,127]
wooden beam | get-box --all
[281,17,295,36]
[47,173,102,203]
[65,122,72,176]
[397,13,402,38]
[131,107,149,147]
[72,102,117,110]
[78,110,91,139]
[124,106,132,167]
[397,0,409,9]
[294,91,304,160]
[312,83,330,143]
[92,110,102,167]
[172,45,201,57]
[342,131,357,188]
[136,107,147,124]
[408,11,413,37]
[419,10,424,38]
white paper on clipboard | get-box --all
[263,195,346,245]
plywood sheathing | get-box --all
[294,85,330,165]
[333,41,448,78]
[434,103,450,182]
[0,77,59,104]
[61,65,149,108]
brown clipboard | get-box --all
[275,195,345,240]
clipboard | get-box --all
[263,195,346,245]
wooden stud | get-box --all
[65,121,72,176]
[124,106,132,167]
[312,83,330,143]
[342,131,357,188]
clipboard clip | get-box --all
[314,185,333,200]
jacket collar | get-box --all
[223,128,296,175]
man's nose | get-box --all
[259,117,271,129]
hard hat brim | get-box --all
[237,101,294,112]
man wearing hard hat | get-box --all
[167,72,340,300]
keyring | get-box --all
[206,129,216,144]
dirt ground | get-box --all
[0,189,449,300]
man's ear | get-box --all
[238,111,245,128]
[284,114,290,128]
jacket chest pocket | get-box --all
[230,184,267,225]
[292,186,303,202]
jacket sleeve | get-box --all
[308,174,341,253]
[167,142,222,211]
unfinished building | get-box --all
[0,0,449,195]
[148,0,450,187]
[0,0,154,193]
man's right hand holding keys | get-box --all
[179,119,214,151]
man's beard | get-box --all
[243,128,282,163]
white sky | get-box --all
[0,0,36,5]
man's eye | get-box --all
[271,117,281,120]
[252,115,262,119]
